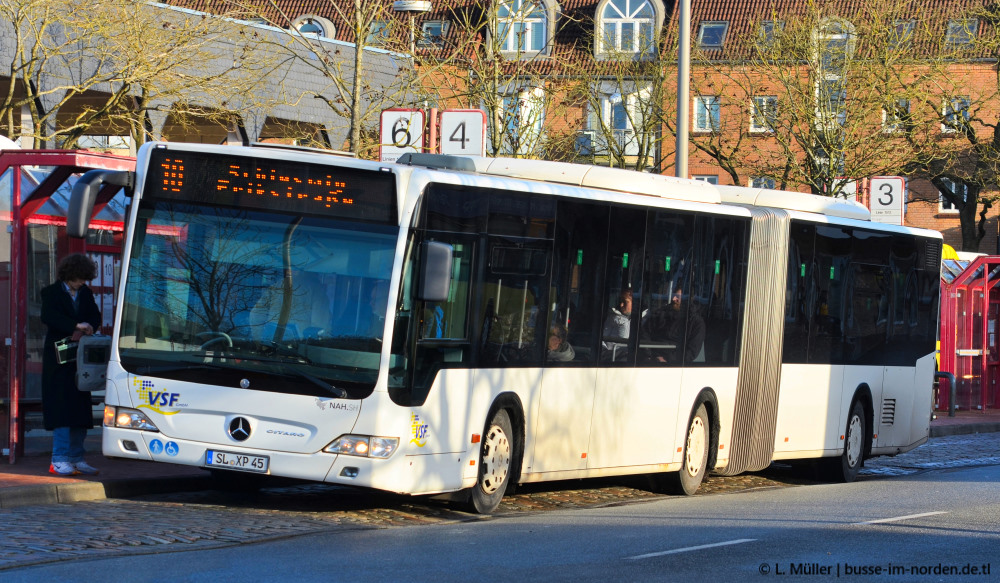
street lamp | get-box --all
[392,1,432,54]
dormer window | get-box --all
[419,21,450,47]
[292,15,336,39]
[946,19,978,47]
[497,0,549,54]
[697,21,728,48]
[599,0,655,55]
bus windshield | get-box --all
[118,200,398,398]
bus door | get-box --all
[530,200,605,473]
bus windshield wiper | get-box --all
[277,364,349,399]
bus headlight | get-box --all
[105,406,160,431]
[324,435,398,458]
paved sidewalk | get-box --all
[2,410,998,510]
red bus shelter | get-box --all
[1,149,134,463]
[939,256,1000,413]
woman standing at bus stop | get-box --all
[40,253,102,476]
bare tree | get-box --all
[0,0,276,148]
[687,1,949,196]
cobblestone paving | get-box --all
[2,433,998,571]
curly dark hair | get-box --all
[57,253,97,283]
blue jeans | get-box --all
[51,427,87,464]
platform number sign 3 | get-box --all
[869,177,905,226]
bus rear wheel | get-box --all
[467,409,513,514]
[667,403,710,495]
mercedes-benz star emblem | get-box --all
[229,417,251,441]
[240,378,250,389]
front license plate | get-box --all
[205,450,269,473]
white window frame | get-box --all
[493,85,546,157]
[693,175,719,185]
[419,20,450,47]
[942,97,971,133]
[757,20,784,49]
[750,96,777,133]
[693,95,720,132]
[292,15,335,39]
[882,98,910,133]
[497,0,549,54]
[598,0,656,55]
[367,20,389,45]
[751,176,776,189]
[939,178,966,213]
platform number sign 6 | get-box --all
[392,117,413,147]
[379,109,425,163]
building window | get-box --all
[367,20,390,45]
[590,84,652,156]
[816,78,846,127]
[750,96,778,133]
[497,0,548,53]
[939,178,966,213]
[419,21,450,47]
[697,21,728,48]
[599,0,655,55]
[883,98,910,133]
[494,86,545,157]
[751,176,776,189]
[292,15,335,39]
[943,97,971,133]
[693,95,720,132]
[693,175,719,185]
[946,19,978,46]
[890,19,915,50]
[757,20,784,50]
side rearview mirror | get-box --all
[418,241,453,302]
[68,169,134,238]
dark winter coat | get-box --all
[40,281,102,430]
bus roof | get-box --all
[396,154,871,221]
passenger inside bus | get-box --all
[546,323,575,362]
[601,288,635,361]
[640,288,706,364]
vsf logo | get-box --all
[147,392,181,407]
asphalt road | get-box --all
[3,437,998,582]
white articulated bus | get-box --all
[69,142,941,513]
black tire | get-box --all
[666,403,710,495]
[467,409,514,514]
[824,400,866,482]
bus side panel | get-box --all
[532,368,597,473]
[673,367,740,468]
[839,364,884,452]
[876,365,916,449]
[908,353,935,447]
[589,368,681,469]
[773,364,844,455]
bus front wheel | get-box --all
[667,403,710,495]
[467,409,514,514]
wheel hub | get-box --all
[480,424,511,495]
[686,416,707,476]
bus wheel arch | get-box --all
[665,389,718,495]
[824,385,873,483]
[465,393,524,514]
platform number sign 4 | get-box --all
[869,177,905,226]
[439,110,486,156]
[380,109,425,163]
